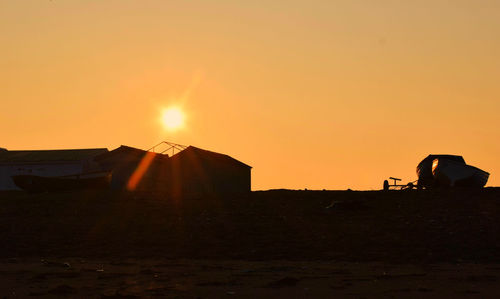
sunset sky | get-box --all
[1,1,499,190]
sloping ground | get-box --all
[0,188,499,263]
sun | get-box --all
[161,107,185,130]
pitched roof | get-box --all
[0,148,108,163]
[171,146,251,168]
[94,145,167,161]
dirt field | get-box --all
[1,188,499,297]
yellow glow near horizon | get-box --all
[161,107,185,131]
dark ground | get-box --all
[0,188,499,297]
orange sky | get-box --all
[1,1,499,190]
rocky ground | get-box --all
[0,188,499,297]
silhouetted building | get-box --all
[95,145,252,196]
[1,144,251,195]
[167,146,252,196]
[94,145,169,191]
[0,148,108,190]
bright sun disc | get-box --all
[162,107,185,130]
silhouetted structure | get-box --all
[95,145,252,196]
[0,148,108,190]
[95,145,169,191]
[1,144,251,195]
[416,154,489,188]
[167,146,252,196]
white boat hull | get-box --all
[432,158,489,188]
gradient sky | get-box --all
[1,0,499,190]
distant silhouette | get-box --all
[417,154,489,188]
[93,143,252,197]
[1,143,252,196]
[383,154,489,191]
[0,148,107,191]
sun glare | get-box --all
[161,107,185,130]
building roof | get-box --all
[96,144,251,169]
[94,145,167,161]
[171,146,252,168]
[0,148,108,163]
